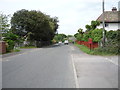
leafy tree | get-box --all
[11,9,59,46]
[82,32,90,41]
[85,25,92,31]
[3,31,21,51]
[91,29,103,42]
[74,33,79,38]
[53,34,67,42]
[11,9,29,37]
[91,21,100,30]
[0,13,10,40]
[74,28,84,41]
[85,20,100,31]
[67,35,73,38]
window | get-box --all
[105,23,109,27]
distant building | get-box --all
[97,7,120,31]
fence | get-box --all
[76,40,98,49]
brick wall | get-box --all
[0,41,6,54]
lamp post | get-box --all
[102,0,105,47]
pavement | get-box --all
[70,44,119,88]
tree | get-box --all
[11,9,59,46]
[85,25,92,31]
[85,21,100,31]
[74,28,84,41]
[11,9,29,37]
[3,31,21,51]
[0,13,10,40]
[53,34,67,42]
[91,20,100,30]
[67,35,73,38]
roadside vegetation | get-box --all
[0,9,59,53]
[75,44,117,56]
[74,20,120,56]
[53,34,67,43]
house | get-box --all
[97,7,120,31]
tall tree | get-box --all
[11,9,59,44]
[0,13,10,40]
[85,20,100,31]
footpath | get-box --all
[70,45,118,88]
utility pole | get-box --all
[102,0,105,47]
[0,15,2,41]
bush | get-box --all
[82,32,89,41]
[94,30,120,55]
[6,40,15,52]
[91,29,103,42]
[3,31,21,52]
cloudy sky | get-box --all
[0,0,119,35]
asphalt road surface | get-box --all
[2,44,119,88]
[2,44,76,88]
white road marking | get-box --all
[105,58,118,66]
[71,54,79,88]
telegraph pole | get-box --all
[102,0,105,47]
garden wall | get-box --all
[0,41,6,54]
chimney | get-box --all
[112,7,117,11]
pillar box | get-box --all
[0,41,6,54]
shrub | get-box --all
[91,29,103,42]
[3,31,21,52]
[6,40,15,52]
[94,30,120,55]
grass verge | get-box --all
[75,43,116,56]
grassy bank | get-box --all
[75,43,117,56]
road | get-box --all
[2,44,119,88]
[2,45,76,88]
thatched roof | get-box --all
[97,11,120,23]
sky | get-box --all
[0,0,119,35]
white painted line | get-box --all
[105,58,118,66]
[71,54,79,88]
